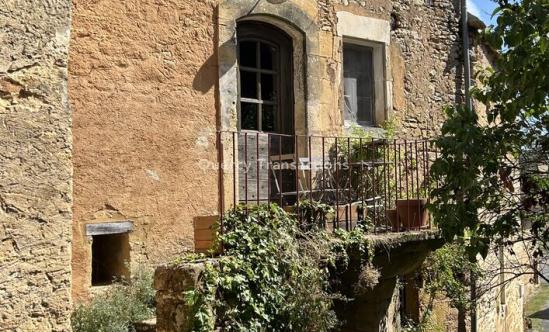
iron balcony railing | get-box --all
[216,131,438,233]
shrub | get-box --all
[185,204,339,332]
[421,243,480,311]
[71,267,155,332]
[184,204,380,332]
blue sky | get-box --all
[468,0,499,25]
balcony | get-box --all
[216,131,438,233]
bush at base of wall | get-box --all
[70,267,155,332]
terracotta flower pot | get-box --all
[396,199,429,230]
[385,209,399,231]
[335,202,365,223]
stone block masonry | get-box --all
[0,0,73,330]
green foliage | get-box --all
[477,0,549,123]
[422,243,481,311]
[402,309,443,332]
[330,126,393,206]
[71,267,155,332]
[331,226,374,270]
[381,118,397,140]
[431,0,549,261]
[430,106,496,259]
[185,204,337,331]
[184,204,378,332]
[296,199,335,231]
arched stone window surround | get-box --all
[217,0,322,136]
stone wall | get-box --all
[418,243,536,332]
[470,24,498,126]
[389,0,462,138]
[334,0,462,138]
[154,262,212,332]
[0,0,73,330]
[475,243,536,332]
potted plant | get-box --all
[396,198,429,230]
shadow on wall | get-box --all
[192,52,218,94]
[192,6,232,98]
[193,4,216,94]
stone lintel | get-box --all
[85,221,134,236]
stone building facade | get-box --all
[0,0,534,331]
[412,20,536,332]
[68,0,464,304]
[419,244,536,332]
[474,245,534,332]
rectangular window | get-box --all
[343,43,375,126]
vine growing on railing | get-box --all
[182,204,379,332]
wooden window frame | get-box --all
[237,21,294,135]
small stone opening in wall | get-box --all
[91,233,130,286]
[390,13,400,31]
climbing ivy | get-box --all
[183,204,378,332]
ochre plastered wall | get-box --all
[69,0,220,301]
[0,0,72,329]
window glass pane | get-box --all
[260,43,275,70]
[343,43,375,125]
[261,74,275,101]
[357,97,374,124]
[240,70,257,99]
[241,103,258,130]
[262,105,277,132]
[239,41,257,68]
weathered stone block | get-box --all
[154,262,217,332]
[155,262,208,293]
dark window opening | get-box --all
[399,275,421,325]
[343,43,375,126]
[237,21,293,135]
[91,233,130,286]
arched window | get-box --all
[237,21,294,135]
